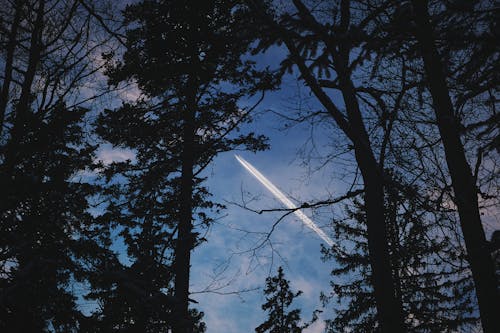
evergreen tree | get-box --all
[321,173,478,332]
[256,267,304,333]
[0,103,101,332]
[0,0,114,330]
[91,1,272,331]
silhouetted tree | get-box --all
[367,1,500,330]
[92,1,272,332]
[0,0,118,330]
[409,3,499,330]
[321,172,478,332]
[256,267,304,333]
[0,103,101,332]
[248,1,406,330]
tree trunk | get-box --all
[338,71,406,332]
[249,1,406,330]
[279,33,405,330]
[411,1,499,332]
[4,0,45,171]
[173,84,196,333]
[0,0,22,138]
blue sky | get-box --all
[89,46,500,333]
[189,106,339,332]
[192,114,333,332]
[183,66,350,332]
[83,4,500,331]
[93,65,348,331]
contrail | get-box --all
[235,155,334,247]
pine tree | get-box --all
[91,1,272,331]
[321,172,478,332]
[0,0,114,330]
[0,103,101,331]
[256,267,305,333]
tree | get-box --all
[92,1,272,332]
[256,267,305,333]
[0,0,118,330]
[321,172,478,332]
[369,1,500,330]
[248,1,406,330]
[408,3,499,331]
[0,104,101,332]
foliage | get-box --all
[321,173,478,332]
[256,267,306,333]
[89,0,273,331]
[0,104,100,332]
[0,0,114,330]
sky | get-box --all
[93,64,347,331]
[72,2,345,329]
[83,3,500,332]
[89,46,500,333]
[189,111,339,332]
[182,61,353,332]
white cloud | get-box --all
[293,276,316,302]
[96,144,136,165]
[304,320,326,333]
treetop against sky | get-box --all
[0,1,498,332]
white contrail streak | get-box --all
[235,155,334,247]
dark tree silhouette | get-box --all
[369,1,500,330]
[321,172,478,332]
[0,0,116,330]
[248,1,406,330]
[0,104,100,331]
[256,267,305,333]
[409,3,499,331]
[92,1,272,332]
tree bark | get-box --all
[338,70,406,333]
[4,0,45,171]
[0,0,22,138]
[173,83,196,333]
[411,1,499,332]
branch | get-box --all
[78,0,127,46]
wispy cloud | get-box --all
[96,144,136,165]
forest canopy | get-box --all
[0,0,498,332]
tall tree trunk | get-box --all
[0,0,22,138]
[4,0,45,171]
[411,1,499,332]
[276,32,405,330]
[338,71,406,332]
[1,0,44,217]
[173,84,196,333]
[328,2,405,324]
[279,27,406,333]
